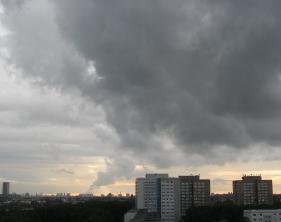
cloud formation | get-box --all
[2,0,281,189]
[52,0,281,150]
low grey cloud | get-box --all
[0,0,27,9]
[92,157,138,187]
[2,0,281,189]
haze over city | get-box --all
[1,0,281,196]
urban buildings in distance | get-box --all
[2,182,10,196]
[126,174,276,222]
[233,175,273,205]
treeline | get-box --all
[183,203,281,222]
[0,200,133,222]
[183,205,245,222]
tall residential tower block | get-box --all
[135,174,210,222]
[179,175,210,216]
[233,175,273,205]
[136,174,168,212]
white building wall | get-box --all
[161,178,180,222]
[244,209,281,222]
[136,174,168,212]
[136,178,145,209]
[144,174,168,212]
[144,177,159,212]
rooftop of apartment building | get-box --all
[179,175,210,182]
[242,174,262,181]
[145,174,169,179]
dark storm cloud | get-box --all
[51,0,281,150]
[3,0,281,163]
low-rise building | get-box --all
[244,209,281,222]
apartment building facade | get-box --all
[136,178,145,209]
[136,174,169,212]
[233,175,273,205]
[160,178,180,222]
[179,175,210,216]
[135,174,210,221]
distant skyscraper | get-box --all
[136,174,168,212]
[161,177,180,222]
[2,182,10,196]
[233,175,273,205]
[179,175,210,216]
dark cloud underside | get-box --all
[53,0,281,149]
[3,0,281,161]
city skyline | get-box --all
[1,0,281,195]
[2,172,281,196]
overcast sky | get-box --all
[1,0,281,195]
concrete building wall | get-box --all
[144,178,159,212]
[193,180,210,207]
[233,176,273,205]
[258,180,273,205]
[136,174,168,213]
[179,176,210,216]
[136,178,145,209]
[161,178,180,222]
[243,181,256,205]
[135,174,211,221]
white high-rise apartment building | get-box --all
[135,174,210,222]
[136,174,168,212]
[160,178,180,222]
